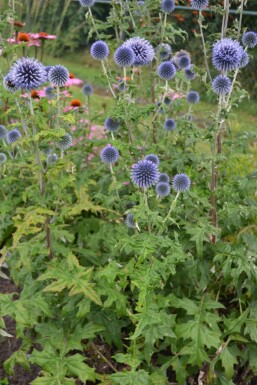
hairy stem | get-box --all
[198,11,212,83]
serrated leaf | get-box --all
[65,354,95,382]
[220,347,238,380]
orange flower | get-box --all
[31,90,40,99]
[70,99,82,107]
[69,73,75,79]
[18,32,30,42]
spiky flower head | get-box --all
[0,125,7,139]
[0,153,7,164]
[44,66,52,75]
[190,0,209,9]
[131,159,159,189]
[56,133,72,150]
[184,67,196,80]
[45,86,55,99]
[47,153,58,163]
[9,57,46,90]
[159,173,170,183]
[3,74,20,92]
[212,75,231,95]
[242,31,257,48]
[125,213,135,228]
[157,61,176,80]
[161,0,175,13]
[156,182,171,197]
[240,51,249,68]
[178,55,191,69]
[172,173,191,192]
[212,38,243,72]
[100,145,119,164]
[104,117,120,132]
[157,43,172,60]
[144,154,160,166]
[79,0,96,7]
[49,65,69,87]
[90,40,109,60]
[82,84,93,96]
[164,118,176,131]
[6,129,22,144]
[186,90,200,104]
[114,46,135,67]
[122,37,154,66]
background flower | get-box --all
[172,173,191,192]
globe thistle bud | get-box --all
[212,75,231,95]
[157,61,176,80]
[79,0,95,7]
[242,31,257,49]
[125,213,135,228]
[3,74,20,93]
[184,67,196,81]
[144,154,160,166]
[90,41,109,61]
[212,38,243,72]
[122,37,154,66]
[131,159,159,189]
[49,65,69,87]
[186,90,200,104]
[240,51,249,68]
[0,125,7,139]
[178,55,191,69]
[114,46,135,67]
[0,153,7,164]
[172,173,191,192]
[100,145,119,164]
[190,0,209,9]
[56,133,72,150]
[158,173,170,183]
[6,129,22,144]
[156,182,170,197]
[161,0,175,13]
[164,118,176,131]
[9,57,46,90]
[104,117,120,132]
[82,84,93,96]
[45,86,55,99]
[157,43,172,61]
[47,153,58,163]
[164,96,171,105]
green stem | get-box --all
[162,192,180,225]
[198,11,212,83]
[101,60,116,98]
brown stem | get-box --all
[90,343,118,373]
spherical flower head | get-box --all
[137,1,144,5]
[164,96,171,105]
[114,46,135,67]
[56,133,72,150]
[122,37,154,66]
[90,40,109,61]
[79,0,95,7]
[144,154,160,166]
[0,153,7,164]
[161,0,175,14]
[212,38,243,72]
[186,90,200,104]
[0,125,7,139]
[105,117,120,132]
[157,61,176,80]
[3,74,20,93]
[82,84,93,96]
[156,182,170,197]
[70,99,82,107]
[242,31,257,49]
[131,159,159,189]
[159,173,170,183]
[49,65,69,87]
[190,0,209,9]
[6,129,22,144]
[172,173,191,192]
[125,213,135,228]
[45,86,55,99]
[212,75,231,95]
[178,55,191,69]
[157,43,172,60]
[47,153,58,163]
[100,145,119,164]
[9,57,46,90]
[164,118,176,131]
[44,65,52,75]
[240,51,249,68]
[184,67,196,81]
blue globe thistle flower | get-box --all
[184,67,196,80]
[156,182,171,197]
[131,159,159,189]
[178,55,191,69]
[212,38,243,72]
[186,90,200,104]
[212,75,231,95]
[6,129,22,144]
[137,1,144,5]
[172,173,191,192]
[90,40,109,61]
[144,154,160,166]
[125,213,135,228]
[104,117,120,132]
[0,153,7,164]
[100,145,119,164]
[9,57,46,90]
[190,0,209,9]
[3,74,20,93]
[47,153,58,163]
[242,31,257,48]
[0,125,7,139]
[117,81,127,92]
[157,61,176,80]
[122,37,154,66]
[44,66,52,75]
[79,0,95,7]
[159,173,170,183]
[114,46,135,67]
[161,0,175,13]
[164,118,176,131]
[49,65,69,87]
[45,86,55,99]
[164,96,171,105]
[157,43,172,61]
[56,133,72,150]
[240,51,249,68]
[82,84,93,96]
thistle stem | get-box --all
[162,192,180,225]
[101,60,116,98]
[198,11,212,83]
